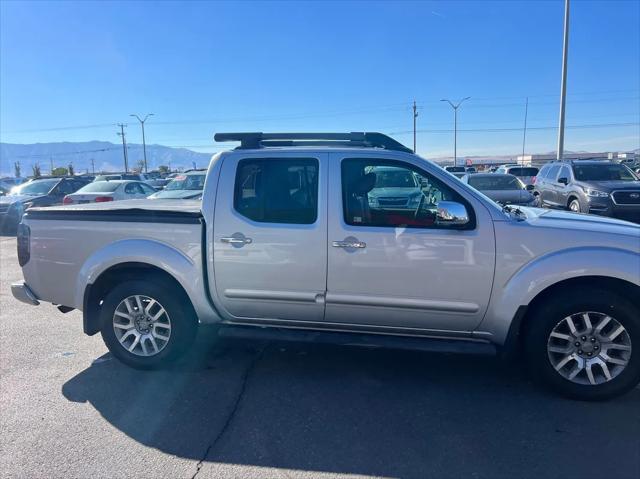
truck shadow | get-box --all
[62,331,640,478]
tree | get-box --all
[134,160,145,173]
[68,163,75,176]
[32,163,41,178]
[14,161,21,178]
[158,165,170,175]
[52,167,68,176]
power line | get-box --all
[389,121,640,135]
[3,90,638,134]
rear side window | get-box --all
[234,158,318,224]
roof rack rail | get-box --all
[213,132,413,153]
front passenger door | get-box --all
[326,154,496,333]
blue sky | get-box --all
[1,0,638,159]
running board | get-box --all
[217,325,497,356]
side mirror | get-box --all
[525,184,535,191]
[558,177,568,185]
[436,201,470,226]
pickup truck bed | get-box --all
[19,199,216,329]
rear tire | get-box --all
[99,279,197,369]
[524,287,640,401]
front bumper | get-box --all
[587,199,640,223]
[11,281,40,306]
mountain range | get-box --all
[1,141,637,177]
[0,141,213,176]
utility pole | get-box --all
[117,123,129,172]
[557,0,570,160]
[91,158,95,175]
[130,113,154,173]
[412,100,418,153]
[50,157,54,175]
[440,97,471,167]
[522,97,529,162]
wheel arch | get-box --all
[82,262,193,336]
[502,275,640,357]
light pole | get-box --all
[130,113,154,173]
[440,97,470,167]
[556,0,570,160]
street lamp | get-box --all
[440,97,471,167]
[130,113,154,173]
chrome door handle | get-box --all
[221,236,253,245]
[332,240,366,249]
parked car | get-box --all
[365,166,423,211]
[495,165,539,186]
[12,132,640,400]
[149,171,206,200]
[63,180,156,204]
[0,177,90,233]
[465,167,477,174]
[533,160,640,223]
[94,173,164,189]
[461,173,537,206]
[444,166,467,179]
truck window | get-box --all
[341,159,466,228]
[234,158,318,224]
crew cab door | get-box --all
[325,153,495,333]
[212,153,328,322]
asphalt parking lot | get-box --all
[1,236,639,479]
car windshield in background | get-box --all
[572,164,638,181]
[77,182,121,193]
[12,179,59,196]
[469,175,524,190]
[165,174,206,190]
[373,169,417,188]
[508,167,539,176]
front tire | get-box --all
[99,279,197,369]
[568,198,583,213]
[524,287,640,400]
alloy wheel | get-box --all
[547,311,632,385]
[112,295,172,357]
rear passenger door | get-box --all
[212,154,328,323]
[540,165,560,206]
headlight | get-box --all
[368,197,378,207]
[583,188,609,198]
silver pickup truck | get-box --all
[11,132,640,400]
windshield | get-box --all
[164,174,206,190]
[468,175,524,190]
[572,164,638,181]
[373,169,417,188]
[507,167,538,177]
[12,179,59,196]
[77,182,121,193]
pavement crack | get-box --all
[191,345,266,479]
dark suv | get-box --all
[533,160,640,223]
[0,177,91,233]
